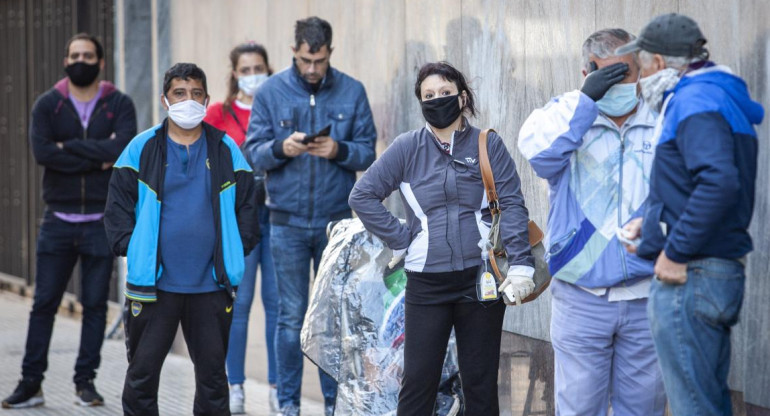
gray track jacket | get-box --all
[349,122,534,273]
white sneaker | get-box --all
[269,385,280,415]
[229,384,245,414]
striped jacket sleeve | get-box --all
[517,90,598,179]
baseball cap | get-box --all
[616,13,707,57]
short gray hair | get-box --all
[582,28,638,72]
[638,50,694,71]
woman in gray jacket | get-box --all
[349,62,535,415]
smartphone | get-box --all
[616,227,640,247]
[301,124,332,145]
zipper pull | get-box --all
[310,94,315,107]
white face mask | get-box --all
[164,96,207,129]
[639,68,680,113]
[238,73,269,96]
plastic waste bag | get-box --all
[301,218,463,415]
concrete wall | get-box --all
[118,0,770,408]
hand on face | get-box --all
[581,62,629,101]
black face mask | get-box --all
[420,94,462,129]
[65,62,100,87]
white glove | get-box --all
[388,248,407,269]
[498,266,535,306]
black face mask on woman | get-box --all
[65,62,100,87]
[421,94,463,129]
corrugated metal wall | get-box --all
[0,0,114,294]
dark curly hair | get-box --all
[414,61,477,118]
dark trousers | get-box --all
[397,299,506,416]
[22,212,113,384]
[122,290,233,416]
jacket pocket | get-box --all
[327,106,355,141]
[277,107,296,136]
[692,263,745,327]
[545,228,577,263]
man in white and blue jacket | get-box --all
[618,14,764,416]
[105,63,259,415]
[244,17,376,416]
[518,29,665,415]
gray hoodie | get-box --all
[349,122,534,273]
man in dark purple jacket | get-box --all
[2,33,136,410]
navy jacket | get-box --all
[104,121,260,302]
[245,63,377,228]
[637,65,764,263]
[29,78,137,213]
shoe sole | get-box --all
[2,396,45,409]
[75,398,104,407]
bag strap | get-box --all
[225,104,248,136]
[478,129,500,214]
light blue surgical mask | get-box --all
[596,82,639,117]
[238,73,269,96]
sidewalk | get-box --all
[0,289,325,415]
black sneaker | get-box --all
[2,379,44,409]
[75,380,104,407]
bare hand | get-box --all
[654,251,687,285]
[282,132,309,157]
[101,162,114,170]
[307,136,338,159]
[622,218,643,254]
[56,142,64,149]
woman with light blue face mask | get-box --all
[203,42,279,415]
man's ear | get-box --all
[582,69,588,78]
[328,47,334,56]
[290,45,297,54]
[160,94,169,111]
[654,54,666,70]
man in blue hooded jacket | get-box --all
[244,16,376,416]
[619,14,764,416]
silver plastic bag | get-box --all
[302,218,463,415]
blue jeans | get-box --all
[22,211,114,384]
[648,257,745,416]
[226,212,278,385]
[550,279,666,416]
[271,224,337,408]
